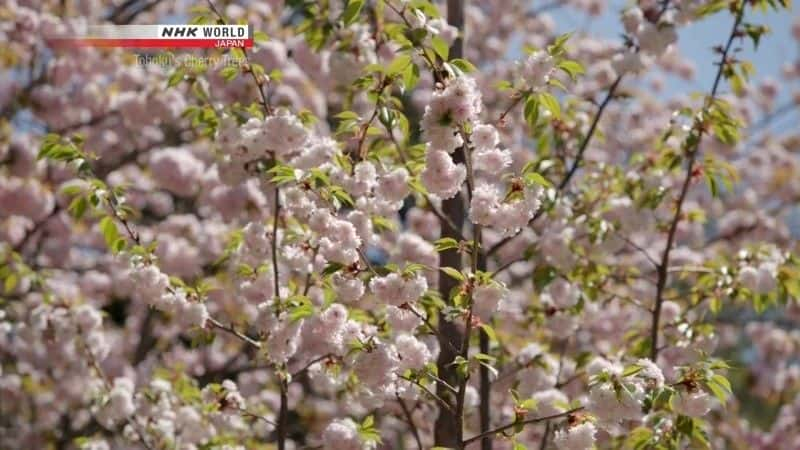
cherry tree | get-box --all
[1,0,800,449]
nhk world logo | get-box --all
[50,24,252,48]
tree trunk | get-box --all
[434,1,467,448]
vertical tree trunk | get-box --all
[434,1,467,448]
[478,251,491,450]
[446,0,465,60]
[435,171,466,447]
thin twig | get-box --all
[747,101,797,137]
[12,206,60,253]
[650,4,745,361]
[496,91,528,126]
[423,369,459,394]
[291,354,337,378]
[491,256,520,278]
[406,305,460,355]
[462,407,584,446]
[235,407,277,427]
[385,1,444,81]
[666,266,714,274]
[615,231,659,269]
[387,129,466,241]
[487,74,625,258]
[397,395,424,450]
[78,331,155,450]
[272,185,281,302]
[277,379,288,450]
[207,317,263,349]
[206,0,273,116]
[454,129,482,447]
[399,374,456,414]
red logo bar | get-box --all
[49,38,253,49]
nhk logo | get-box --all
[49,24,253,49]
[158,25,249,39]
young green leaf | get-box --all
[538,92,561,119]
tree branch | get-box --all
[650,4,745,361]
[487,74,625,258]
[397,395,424,450]
[462,407,584,446]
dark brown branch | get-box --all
[399,374,456,414]
[487,74,625,258]
[108,0,164,24]
[650,4,745,361]
[291,354,337,378]
[12,206,60,254]
[397,395,424,450]
[207,317,263,348]
[462,407,584,446]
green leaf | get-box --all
[362,415,374,428]
[254,30,269,43]
[269,68,283,83]
[387,53,412,75]
[403,62,421,90]
[38,134,59,159]
[711,374,732,392]
[495,80,513,91]
[59,183,85,198]
[706,373,732,404]
[453,355,469,379]
[523,172,552,188]
[695,0,728,17]
[548,32,572,56]
[112,237,127,254]
[342,0,365,26]
[450,58,477,73]
[711,121,739,145]
[4,273,18,293]
[473,352,494,362]
[68,196,88,219]
[478,360,499,378]
[220,65,239,81]
[622,364,643,377]
[705,379,728,403]
[548,77,567,91]
[335,110,361,121]
[709,296,722,313]
[430,35,449,60]
[372,215,397,232]
[538,92,561,119]
[705,172,718,198]
[267,163,298,185]
[523,95,540,129]
[653,387,674,409]
[229,47,245,61]
[434,237,460,252]
[323,262,345,276]
[626,427,653,449]
[557,60,585,80]
[330,186,355,207]
[479,323,497,342]
[99,216,120,250]
[167,67,185,87]
[289,302,314,322]
[358,414,382,444]
[532,265,557,289]
[440,267,465,282]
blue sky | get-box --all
[547,1,799,132]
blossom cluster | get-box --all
[1,1,799,450]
